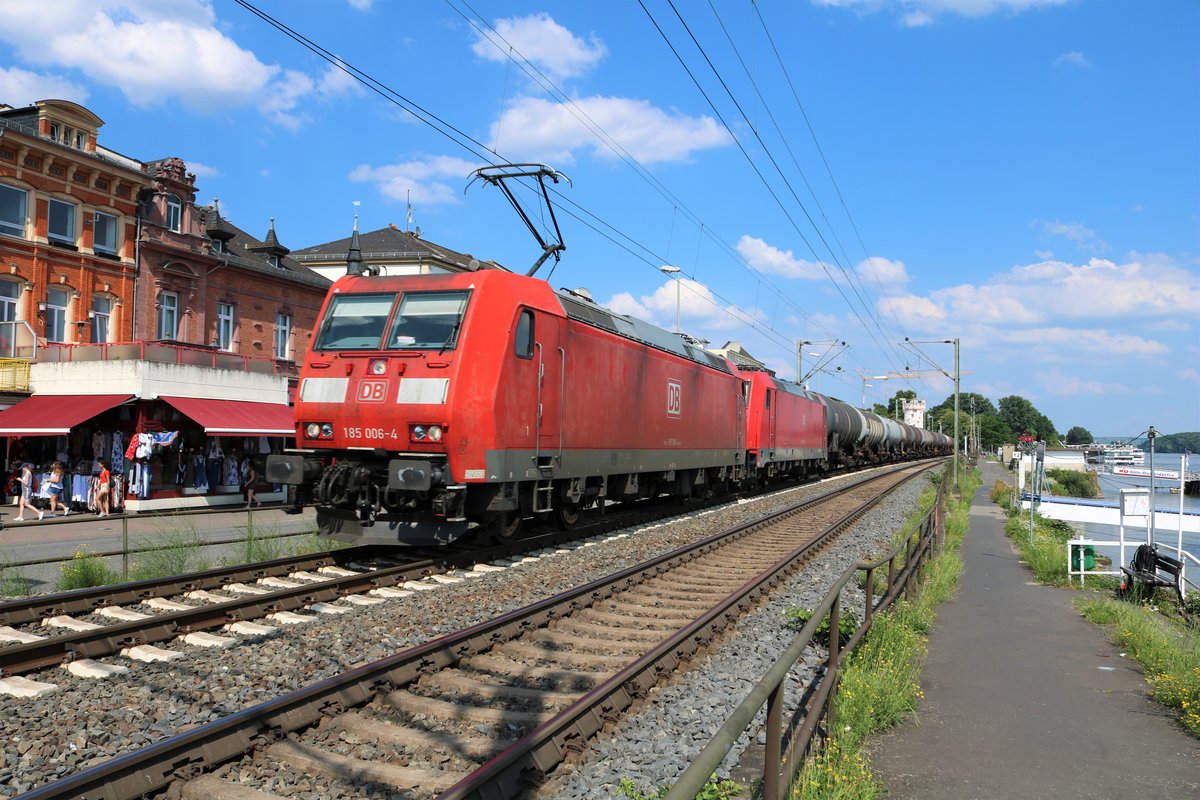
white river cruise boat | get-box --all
[1084,445,1145,467]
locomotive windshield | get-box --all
[314,293,395,350]
[387,291,470,350]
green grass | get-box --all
[129,521,212,580]
[791,466,979,800]
[1076,595,1200,735]
[58,547,121,590]
[1002,510,1078,585]
[617,775,742,800]
[0,554,33,598]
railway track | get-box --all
[11,461,933,800]
[0,497,709,680]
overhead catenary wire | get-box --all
[234,0,869,388]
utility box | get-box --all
[1002,444,1015,465]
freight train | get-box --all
[266,267,950,545]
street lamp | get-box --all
[660,264,681,333]
[903,337,960,489]
[860,374,888,409]
[861,382,873,407]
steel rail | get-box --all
[13,463,925,800]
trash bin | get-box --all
[1071,545,1096,571]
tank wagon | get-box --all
[267,268,950,545]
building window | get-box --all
[0,280,19,357]
[74,132,85,149]
[0,280,18,323]
[0,183,27,238]
[93,211,118,255]
[216,302,235,351]
[166,195,182,233]
[275,313,291,359]
[48,123,59,141]
[157,291,179,340]
[92,296,112,343]
[269,254,280,268]
[46,288,69,342]
[48,198,75,245]
[211,239,223,254]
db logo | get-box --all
[666,379,682,417]
[358,379,388,403]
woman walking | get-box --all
[243,461,260,508]
[46,462,67,517]
[13,463,43,521]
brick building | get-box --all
[0,98,332,511]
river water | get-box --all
[1040,451,1199,564]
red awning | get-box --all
[0,394,134,437]
[160,396,295,437]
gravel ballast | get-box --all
[0,464,939,797]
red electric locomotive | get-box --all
[740,369,831,481]
[267,266,747,544]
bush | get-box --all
[990,479,1011,509]
[1045,469,1101,499]
[58,547,120,590]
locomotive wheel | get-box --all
[489,511,522,540]
[555,501,581,529]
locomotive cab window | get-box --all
[387,290,470,350]
[514,309,534,358]
[314,293,396,350]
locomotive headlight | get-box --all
[368,357,388,375]
[428,425,443,442]
[320,423,334,438]
[305,423,321,439]
[411,425,427,441]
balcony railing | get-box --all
[40,341,299,378]
[0,358,31,392]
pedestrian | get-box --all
[13,463,43,522]
[96,459,111,517]
[46,461,68,517]
[243,461,260,508]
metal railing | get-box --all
[39,341,297,377]
[666,477,947,800]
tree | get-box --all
[887,389,917,419]
[997,395,1059,443]
[1065,426,1094,446]
[930,392,996,418]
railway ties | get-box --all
[7,461,939,799]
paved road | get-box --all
[0,504,319,592]
[869,460,1199,799]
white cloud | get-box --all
[1054,51,1091,68]
[349,155,479,205]
[1036,367,1132,395]
[857,256,908,286]
[489,95,731,165]
[814,0,1070,25]
[185,160,220,178]
[347,0,373,10]
[736,236,827,280]
[1034,219,1108,253]
[471,13,606,80]
[605,277,763,332]
[0,1,359,128]
[1178,367,1200,383]
[0,65,89,106]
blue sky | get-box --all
[2,0,1197,437]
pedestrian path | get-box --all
[869,460,1199,799]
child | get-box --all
[13,463,43,522]
[96,459,111,517]
[46,462,67,517]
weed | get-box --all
[58,547,120,590]
[0,560,32,597]
[787,607,859,648]
[130,524,210,580]
[617,775,741,800]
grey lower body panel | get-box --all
[318,507,470,546]
[482,448,741,482]
[757,447,826,465]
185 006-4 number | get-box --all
[342,427,398,440]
